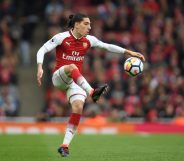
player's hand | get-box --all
[125,50,145,62]
[37,64,43,86]
[132,52,145,62]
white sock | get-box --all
[63,124,77,146]
[77,76,94,96]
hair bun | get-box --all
[69,14,74,19]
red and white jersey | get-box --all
[37,30,125,72]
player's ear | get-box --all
[75,22,80,29]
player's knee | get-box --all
[69,64,78,71]
[72,101,84,113]
[64,64,78,76]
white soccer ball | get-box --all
[124,57,144,76]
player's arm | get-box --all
[36,34,61,86]
[88,36,145,61]
[37,63,43,87]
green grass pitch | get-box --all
[0,134,184,161]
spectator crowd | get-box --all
[0,0,38,117]
[0,0,20,117]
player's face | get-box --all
[76,18,91,37]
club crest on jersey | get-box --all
[83,42,88,48]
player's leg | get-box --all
[64,64,108,102]
[61,100,84,146]
[64,64,94,95]
[52,66,73,90]
[58,100,84,157]
[58,83,86,157]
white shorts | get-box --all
[52,66,87,104]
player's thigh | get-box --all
[52,66,73,90]
[66,82,87,105]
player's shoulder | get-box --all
[51,31,71,45]
[86,35,98,41]
[55,31,70,39]
[86,35,99,46]
[86,35,99,43]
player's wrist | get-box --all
[124,49,134,56]
[37,63,43,67]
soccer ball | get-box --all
[124,57,144,76]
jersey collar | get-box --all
[70,30,83,40]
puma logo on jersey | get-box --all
[65,41,71,46]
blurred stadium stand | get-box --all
[0,0,184,124]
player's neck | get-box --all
[71,29,83,39]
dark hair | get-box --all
[67,13,88,28]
